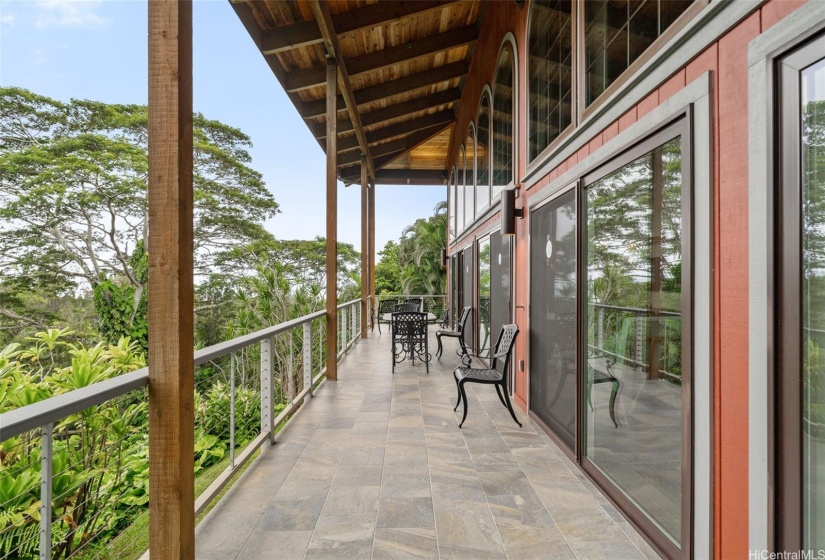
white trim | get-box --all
[528,73,713,558]
[747,1,825,552]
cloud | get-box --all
[0,13,14,25]
[34,0,108,29]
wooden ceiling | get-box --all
[231,0,483,186]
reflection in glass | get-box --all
[456,154,464,232]
[493,47,514,199]
[478,95,491,212]
[466,131,475,227]
[584,137,684,546]
[530,190,577,451]
[478,238,491,358]
[449,178,455,241]
[451,255,460,325]
[802,57,825,550]
[529,0,573,162]
[584,0,692,106]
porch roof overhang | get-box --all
[230,0,484,186]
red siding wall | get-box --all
[446,1,811,557]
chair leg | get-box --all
[458,381,469,428]
[494,383,507,408]
[453,376,462,411]
[501,384,522,428]
[609,379,620,428]
[436,334,443,359]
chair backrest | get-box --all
[391,311,428,337]
[491,324,519,375]
[395,302,419,312]
[456,306,472,331]
[378,298,398,313]
[405,298,423,311]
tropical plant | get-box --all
[397,201,448,294]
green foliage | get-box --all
[398,201,448,295]
[93,277,148,351]
[375,241,402,295]
[195,382,259,447]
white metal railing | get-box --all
[0,299,363,560]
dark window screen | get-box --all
[529,190,577,452]
[490,233,512,346]
[462,245,475,350]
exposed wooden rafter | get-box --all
[366,110,455,145]
[302,60,469,119]
[310,0,375,179]
[286,25,478,92]
[338,121,451,169]
[260,0,457,55]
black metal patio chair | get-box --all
[453,324,520,428]
[391,311,430,374]
[435,306,471,360]
[376,298,399,334]
[395,302,420,313]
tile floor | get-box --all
[194,329,662,560]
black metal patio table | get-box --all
[391,311,431,374]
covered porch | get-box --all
[194,330,658,560]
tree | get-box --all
[0,87,279,346]
[398,201,447,294]
[374,241,402,294]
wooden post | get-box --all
[368,180,376,328]
[147,1,194,558]
[326,58,338,381]
[360,156,369,338]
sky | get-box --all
[0,0,447,262]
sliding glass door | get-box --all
[530,189,577,452]
[582,121,690,554]
[478,237,492,357]
[462,245,475,350]
[777,35,825,551]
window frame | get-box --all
[492,36,519,202]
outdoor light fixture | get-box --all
[440,248,447,267]
[501,189,523,236]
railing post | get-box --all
[304,322,313,398]
[40,423,53,560]
[260,337,274,446]
[352,303,358,343]
[230,353,236,468]
[597,307,605,351]
[635,314,644,367]
[288,333,295,404]
[343,307,348,355]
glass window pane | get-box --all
[584,0,692,107]
[456,167,464,233]
[493,48,514,199]
[478,238,491,357]
[802,56,825,551]
[529,0,573,162]
[478,95,491,211]
[449,177,456,242]
[584,136,684,546]
[465,134,475,225]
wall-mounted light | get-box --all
[440,248,447,267]
[501,189,523,236]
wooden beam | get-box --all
[361,88,460,127]
[366,110,454,144]
[286,25,477,92]
[325,59,338,382]
[315,89,459,140]
[345,168,447,184]
[311,0,375,178]
[303,60,469,119]
[338,121,450,169]
[147,1,194,558]
[368,180,376,329]
[360,155,368,338]
[261,1,457,55]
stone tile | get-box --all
[197,514,259,551]
[340,445,385,465]
[333,464,383,487]
[273,477,331,500]
[433,500,505,555]
[551,507,629,542]
[351,421,389,434]
[569,540,648,559]
[533,481,602,511]
[373,528,438,559]
[307,519,375,550]
[376,497,435,529]
[380,473,431,498]
[304,546,373,559]
[429,475,486,504]
[477,469,535,496]
[497,524,576,559]
[437,545,507,559]
[237,465,290,490]
[196,549,241,560]
[211,486,275,517]
[236,530,313,560]
[486,492,555,528]
[322,485,380,514]
[258,498,325,531]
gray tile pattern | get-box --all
[195,329,661,559]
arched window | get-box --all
[459,144,468,229]
[466,125,476,221]
[528,0,573,162]
[492,43,515,199]
[477,92,491,212]
[449,167,456,241]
